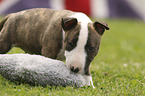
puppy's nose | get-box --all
[70,66,80,73]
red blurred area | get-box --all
[65,0,91,16]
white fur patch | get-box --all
[65,13,92,74]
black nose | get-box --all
[71,66,80,73]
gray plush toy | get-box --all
[0,54,86,87]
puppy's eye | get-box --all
[66,38,78,51]
[66,42,74,51]
[69,38,78,47]
[68,42,74,48]
[88,46,94,52]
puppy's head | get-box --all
[62,14,109,75]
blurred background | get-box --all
[0,0,145,21]
[0,1,145,94]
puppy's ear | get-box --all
[93,21,110,35]
[62,17,78,31]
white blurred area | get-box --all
[127,0,145,21]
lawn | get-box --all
[0,18,145,96]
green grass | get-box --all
[0,18,145,96]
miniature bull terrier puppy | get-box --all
[0,8,109,88]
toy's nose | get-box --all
[70,66,80,73]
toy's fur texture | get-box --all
[0,54,86,87]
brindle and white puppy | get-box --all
[0,8,109,88]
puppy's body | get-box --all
[0,8,109,87]
[0,8,73,59]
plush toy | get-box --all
[0,54,86,87]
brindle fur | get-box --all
[84,23,102,75]
[0,8,74,59]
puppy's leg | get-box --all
[0,29,12,54]
[0,15,12,54]
[84,75,95,88]
[0,41,11,54]
[90,76,95,88]
[41,32,63,59]
[41,46,60,59]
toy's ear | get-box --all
[93,21,110,35]
[62,17,78,31]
